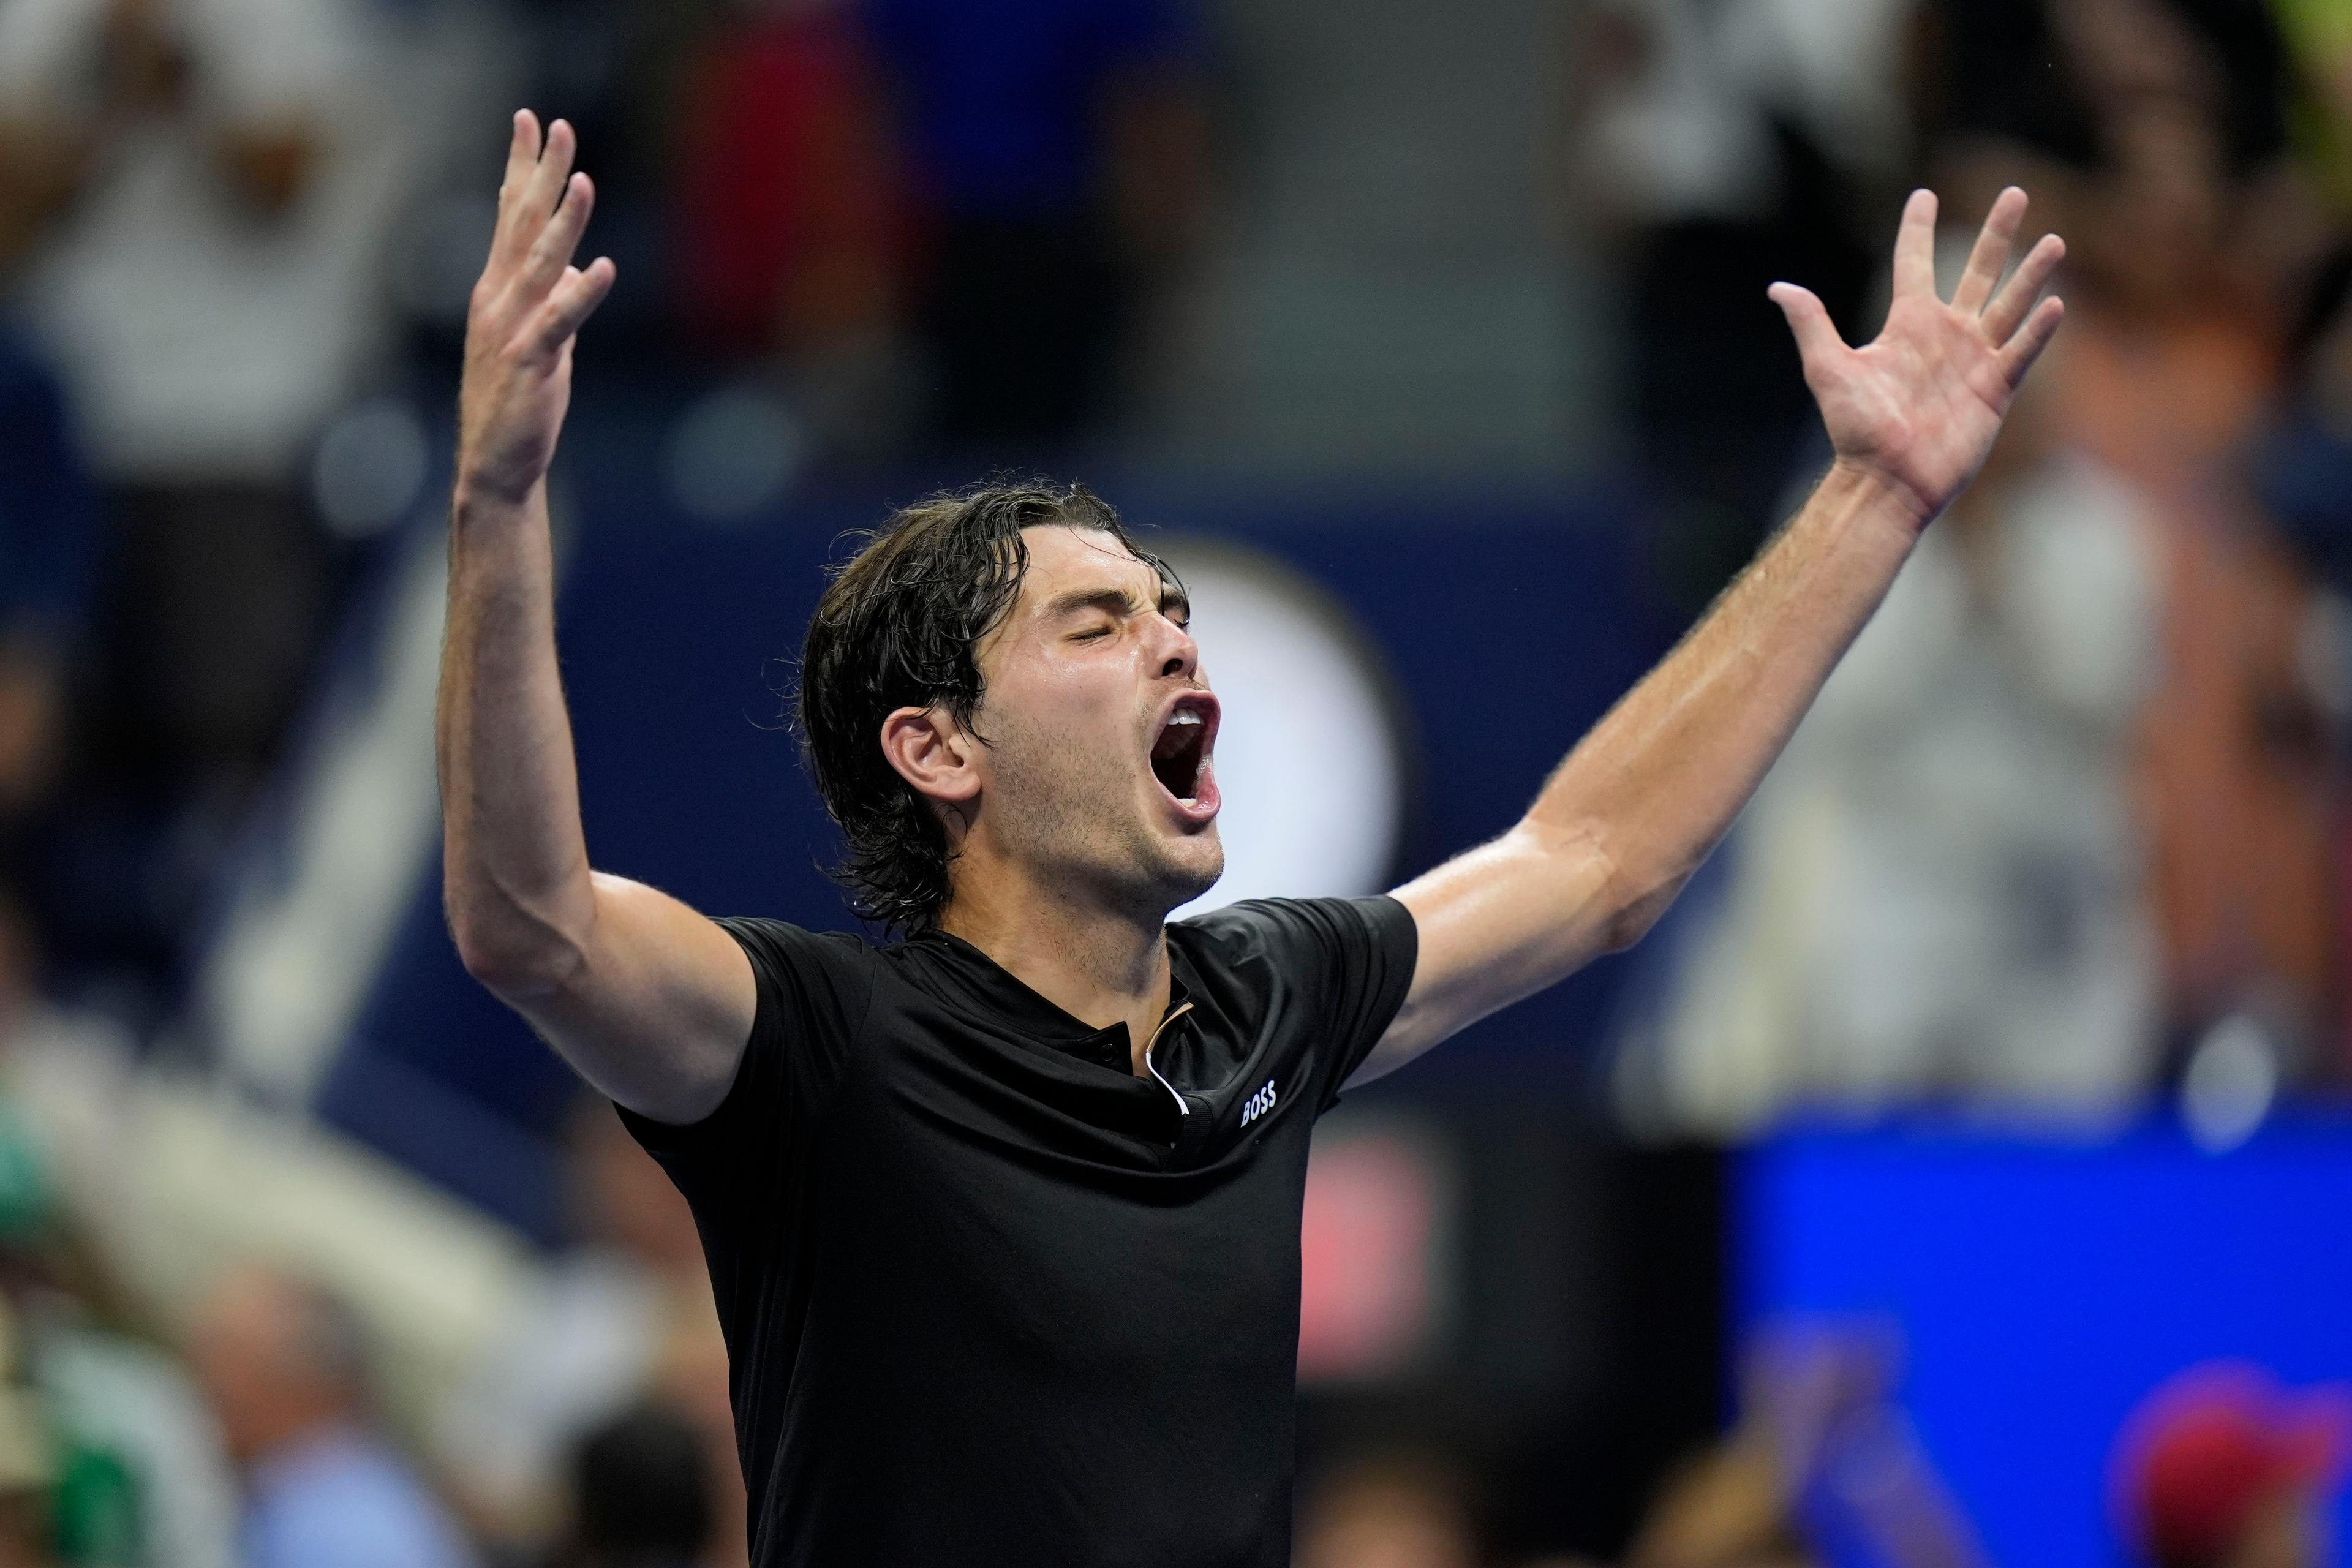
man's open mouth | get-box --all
[1150,693,1219,805]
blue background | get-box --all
[1740,1121,2352,1568]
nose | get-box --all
[1154,610,1199,682]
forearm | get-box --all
[426,112,753,1119]
[1374,188,2064,1074]
[437,480,595,990]
[1526,460,1923,941]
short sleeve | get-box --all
[614,919,875,1219]
[1181,895,1418,1113]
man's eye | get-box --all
[1070,626,1112,643]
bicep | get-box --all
[500,872,757,1124]
[1348,824,1621,1084]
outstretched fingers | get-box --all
[492,115,576,274]
[499,111,538,211]
[491,112,541,267]
[1768,281,1850,377]
[1983,232,2066,344]
[1996,294,2065,387]
[1892,189,1939,301]
[530,258,619,360]
[1950,187,2026,315]
[519,173,597,301]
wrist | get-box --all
[450,472,542,527]
[1820,458,1939,536]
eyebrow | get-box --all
[1041,583,1191,622]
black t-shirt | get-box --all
[616,894,1419,1568]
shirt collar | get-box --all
[907,927,1195,1073]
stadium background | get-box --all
[0,0,2348,1564]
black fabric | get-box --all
[616,894,1419,1568]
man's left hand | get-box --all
[1770,187,2066,529]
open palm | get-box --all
[457,113,617,508]
[1771,187,2066,527]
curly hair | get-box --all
[795,480,1177,933]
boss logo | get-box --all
[1239,1080,1278,1128]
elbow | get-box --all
[1529,817,1691,954]
[450,925,576,1000]
[445,892,590,1000]
[1596,876,1687,953]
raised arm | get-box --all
[439,113,753,1124]
[1360,187,2066,1080]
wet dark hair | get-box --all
[796,480,1177,934]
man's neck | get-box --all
[938,870,1173,1077]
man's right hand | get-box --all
[456,112,616,509]
[440,111,752,1126]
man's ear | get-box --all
[878,706,982,810]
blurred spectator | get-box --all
[549,1403,712,1568]
[1624,1322,1985,1568]
[1926,0,2309,328]
[1296,1449,1481,1568]
[1924,0,2301,200]
[1907,1,2350,1075]
[1631,0,2352,1099]
[1922,0,2329,312]
[0,0,423,995]
[1560,0,1920,603]
[434,1098,723,1556]
[189,1266,477,1568]
[671,0,909,454]
[28,1308,235,1568]
[2112,1362,2349,1568]
[864,0,1209,446]
[1626,368,2163,1131]
[0,895,240,1568]
[1957,1,2346,1055]
[0,0,413,482]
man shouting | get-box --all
[439,111,2064,1567]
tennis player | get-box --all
[439,111,2065,1567]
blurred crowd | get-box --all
[1297,1331,2347,1568]
[1596,0,2352,1142]
[0,0,2344,1562]
[0,1033,746,1567]
[0,0,1211,1031]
